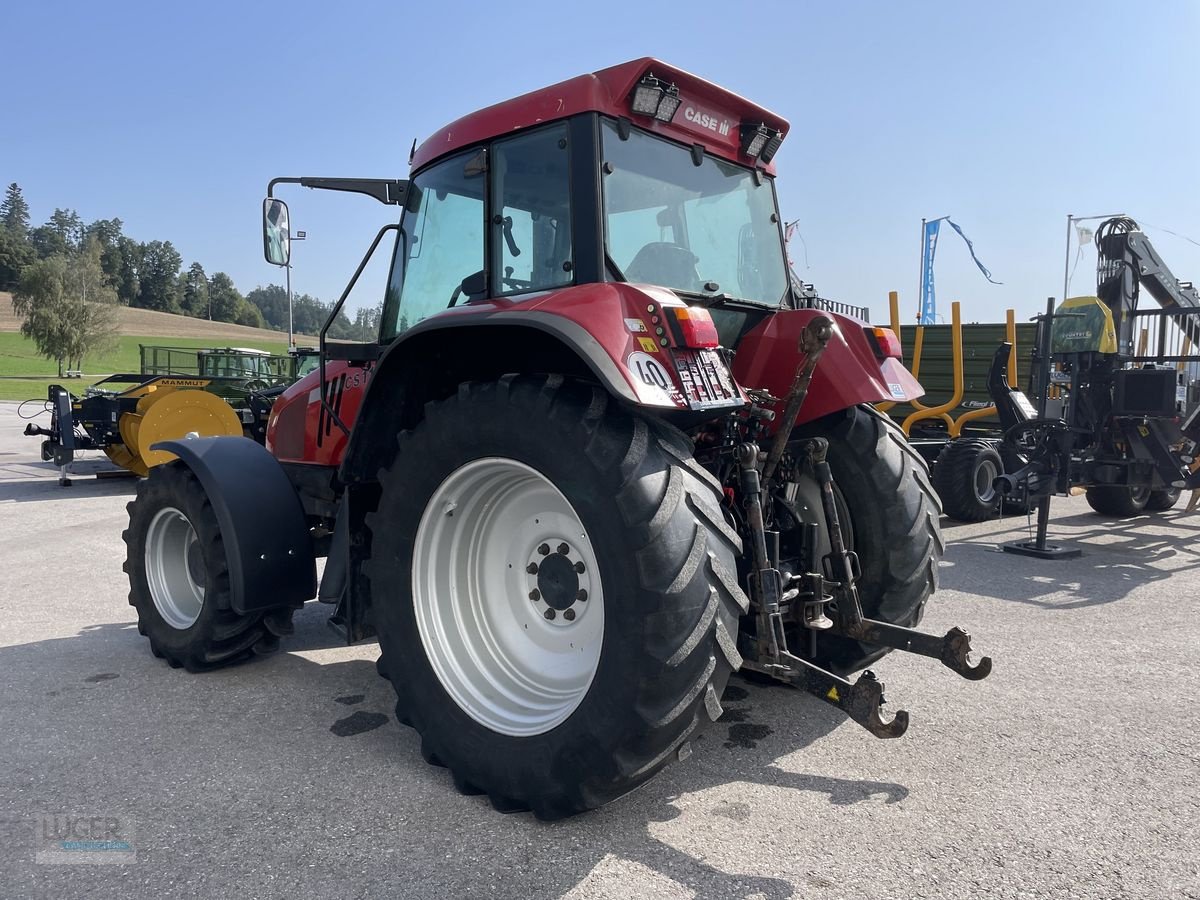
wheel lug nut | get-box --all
[576,589,587,602]
[526,562,539,574]
[557,542,570,555]
[537,543,550,556]
[574,561,585,574]
[529,589,540,602]
[563,609,576,621]
[544,609,556,620]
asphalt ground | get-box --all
[1,402,1197,899]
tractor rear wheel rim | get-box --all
[412,457,604,738]
[144,506,205,630]
[974,458,999,503]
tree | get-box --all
[114,235,142,305]
[1,183,30,235]
[11,240,119,377]
[351,304,382,340]
[0,225,34,290]
[234,302,265,328]
[245,284,289,330]
[85,217,129,295]
[324,304,357,339]
[207,272,244,323]
[182,262,209,318]
[30,208,84,258]
[137,240,182,312]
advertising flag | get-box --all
[945,218,1002,285]
[919,219,940,325]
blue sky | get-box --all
[4,0,1198,325]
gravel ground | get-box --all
[1,403,1197,899]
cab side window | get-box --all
[491,124,573,295]
[384,150,484,338]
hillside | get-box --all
[0,291,320,401]
[0,291,313,343]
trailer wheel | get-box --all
[931,438,1003,523]
[365,375,747,819]
[1085,485,1150,517]
[1146,486,1181,511]
[793,406,944,675]
[123,462,294,671]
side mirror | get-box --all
[263,198,291,266]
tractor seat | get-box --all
[624,242,702,292]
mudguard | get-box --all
[151,436,316,614]
[732,308,924,426]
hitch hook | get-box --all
[941,626,993,681]
[749,652,910,739]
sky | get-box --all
[4,0,1199,326]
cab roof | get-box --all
[410,58,789,173]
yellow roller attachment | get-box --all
[104,442,148,477]
[103,409,150,476]
[126,389,243,471]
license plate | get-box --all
[671,349,741,410]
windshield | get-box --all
[601,120,788,306]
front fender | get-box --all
[732,309,924,426]
[151,436,316,614]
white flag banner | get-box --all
[1076,224,1094,246]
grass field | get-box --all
[0,334,290,401]
[0,290,301,401]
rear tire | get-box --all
[931,438,1003,523]
[1146,486,1181,511]
[795,406,944,674]
[123,462,295,671]
[365,375,747,818]
[1085,484,1150,517]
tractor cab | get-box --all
[263,59,794,352]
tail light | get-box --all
[666,306,720,348]
[865,326,902,360]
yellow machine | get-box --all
[101,380,244,476]
[28,375,245,485]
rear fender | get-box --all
[339,282,745,484]
[732,308,924,426]
[151,436,316,614]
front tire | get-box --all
[1086,484,1150,517]
[931,438,1003,523]
[123,462,295,671]
[1146,486,1181,511]
[365,376,747,818]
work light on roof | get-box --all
[740,122,784,163]
[629,74,682,123]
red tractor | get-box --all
[123,59,990,818]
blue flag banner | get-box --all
[945,218,1002,285]
[920,219,940,325]
[919,216,1001,324]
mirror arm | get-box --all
[268,177,409,206]
[318,223,400,438]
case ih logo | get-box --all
[683,106,732,136]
